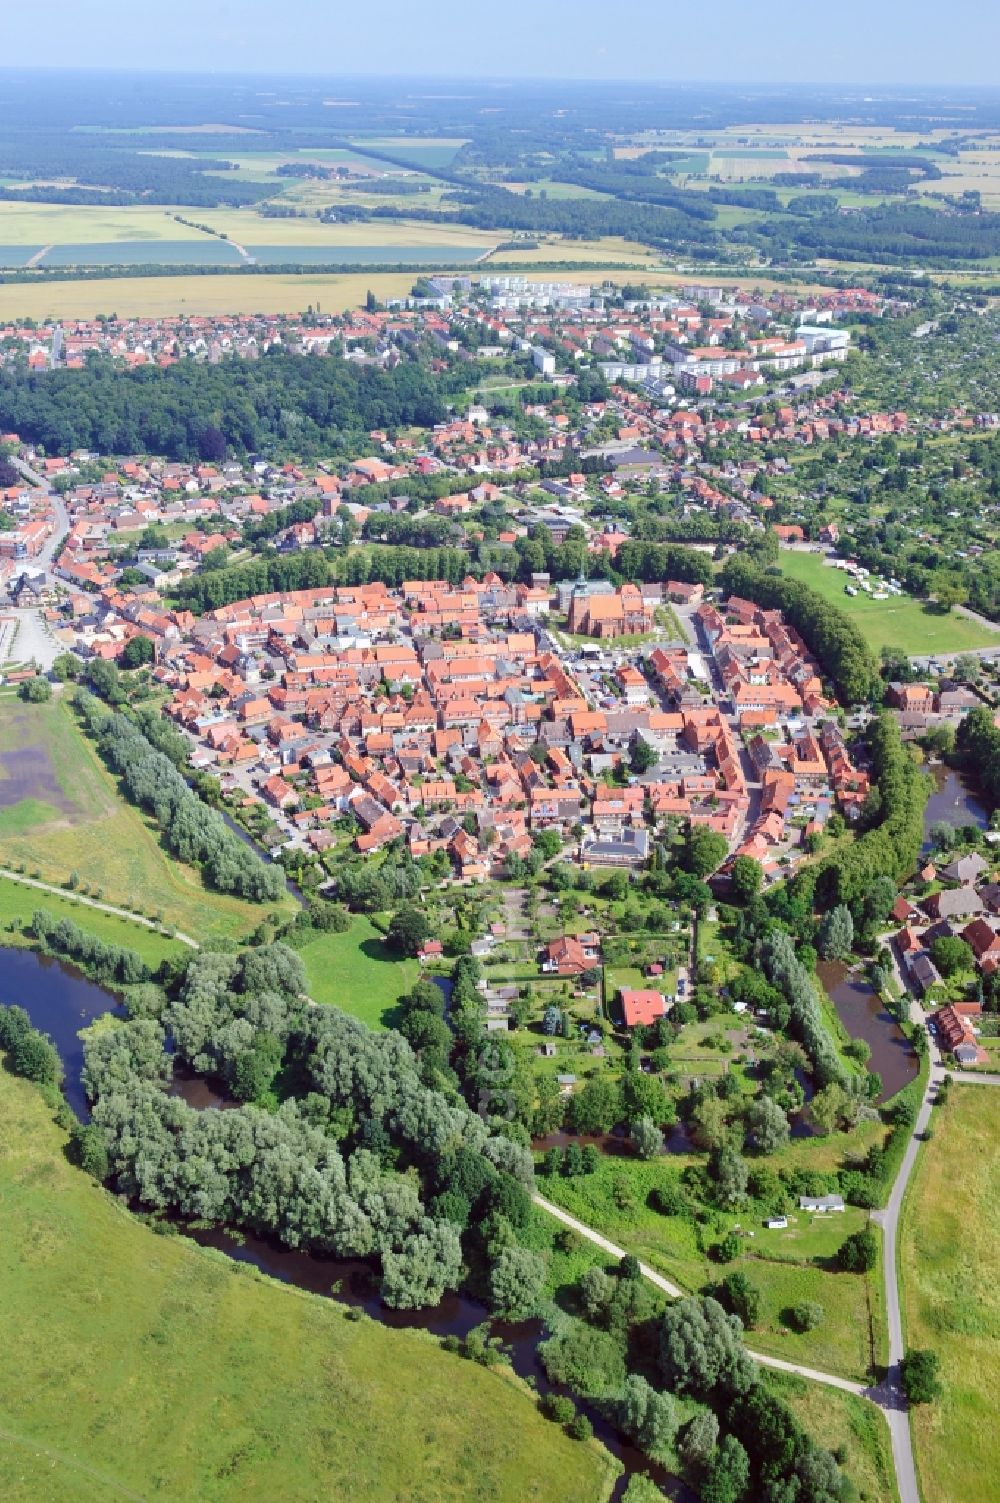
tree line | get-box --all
[719,556,881,704]
[75,692,284,904]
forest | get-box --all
[0,350,459,461]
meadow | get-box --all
[0,1066,617,1503]
[0,872,186,969]
[777,548,998,655]
[900,1082,1000,1503]
[0,698,286,943]
[295,914,419,1027]
[764,1371,898,1503]
[536,1140,885,1382]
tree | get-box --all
[930,935,974,978]
[701,1434,750,1503]
[838,1227,878,1273]
[684,825,729,879]
[730,856,763,904]
[631,736,658,774]
[631,1116,664,1160]
[744,1096,789,1155]
[679,1409,720,1469]
[717,1271,761,1329]
[51,652,81,682]
[713,1146,748,1208]
[658,1296,756,1399]
[901,1347,942,1404]
[387,905,431,958]
[18,675,51,702]
[120,634,155,669]
[818,904,854,961]
[489,1246,548,1321]
[809,1080,851,1135]
[542,1004,563,1036]
[618,1374,676,1459]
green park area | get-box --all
[777,549,998,656]
[295,914,419,1027]
[0,1066,617,1503]
[0,698,291,943]
[901,1082,1000,1503]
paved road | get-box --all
[0,867,199,948]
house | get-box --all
[922,886,984,922]
[960,917,1000,968]
[417,939,444,964]
[542,932,600,976]
[764,1216,788,1230]
[940,852,989,886]
[933,1001,987,1064]
[798,1194,845,1213]
[620,988,668,1028]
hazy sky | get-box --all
[6,0,1000,85]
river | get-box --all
[0,944,689,1502]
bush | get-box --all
[901,1347,942,1404]
[838,1227,878,1273]
[787,1300,824,1333]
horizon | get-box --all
[4,0,1000,88]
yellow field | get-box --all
[0,203,208,244]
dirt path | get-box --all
[0,867,199,949]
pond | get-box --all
[815,959,918,1102]
[0,944,122,1119]
[922,764,988,852]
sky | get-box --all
[5,0,1000,86]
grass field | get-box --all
[296,915,419,1027]
[0,1066,617,1503]
[900,1082,1000,1503]
[0,873,185,969]
[777,549,998,655]
[0,698,285,943]
[537,1150,883,1381]
[765,1371,898,1503]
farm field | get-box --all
[0,1066,617,1503]
[777,548,998,655]
[900,1082,1000,1503]
[0,698,284,943]
[295,914,419,1027]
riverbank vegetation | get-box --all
[901,1082,1000,1503]
[0,1064,616,1503]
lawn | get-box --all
[765,1371,898,1503]
[0,698,286,943]
[900,1082,1000,1503]
[777,549,998,656]
[295,914,419,1027]
[0,1067,617,1503]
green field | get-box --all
[296,915,419,1027]
[0,873,185,968]
[778,549,999,656]
[0,1066,616,1503]
[901,1082,1000,1503]
[0,698,287,943]
[537,1146,883,1382]
[765,1371,898,1503]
